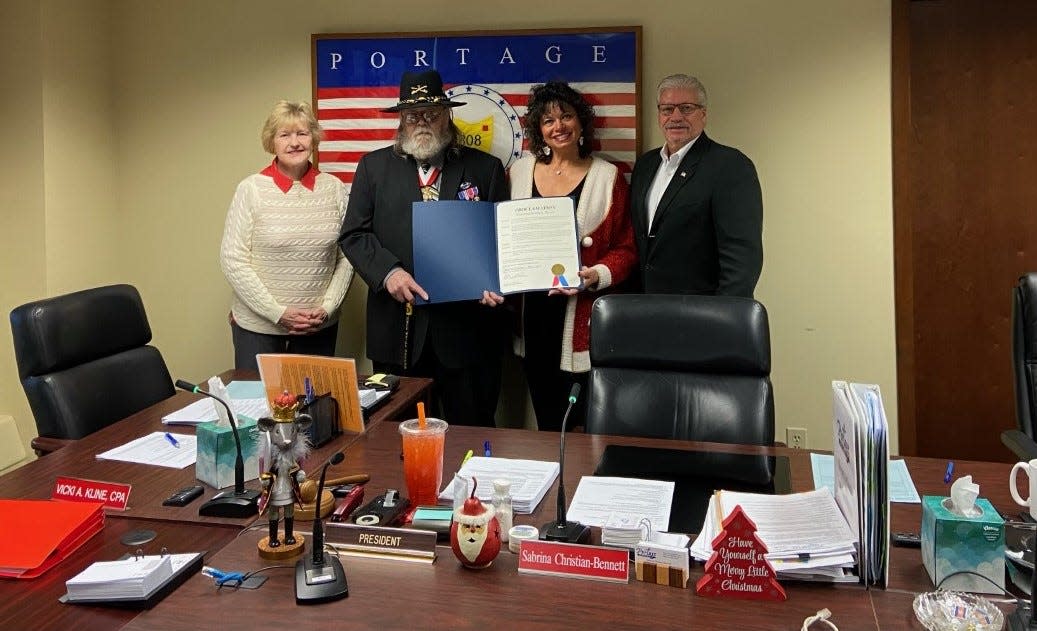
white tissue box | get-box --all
[921,495,1004,594]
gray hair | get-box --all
[657,74,708,108]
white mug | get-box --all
[1010,459,1037,519]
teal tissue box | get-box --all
[195,418,260,489]
[921,495,1004,594]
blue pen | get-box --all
[164,432,181,449]
[304,377,315,404]
[943,461,954,483]
[484,440,492,457]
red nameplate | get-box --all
[518,540,629,583]
[52,476,132,511]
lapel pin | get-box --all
[680,172,687,178]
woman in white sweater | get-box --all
[220,101,353,370]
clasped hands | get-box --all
[278,307,328,334]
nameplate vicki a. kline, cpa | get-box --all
[324,523,437,563]
[518,540,629,583]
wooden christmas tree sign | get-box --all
[695,505,787,601]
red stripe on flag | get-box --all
[324,129,396,141]
[504,93,636,107]
[594,139,637,151]
[319,151,367,163]
[328,171,355,184]
[318,108,397,120]
[317,87,397,98]
[594,116,636,127]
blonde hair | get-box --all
[261,101,322,153]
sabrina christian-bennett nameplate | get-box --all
[518,540,629,583]
[324,523,438,563]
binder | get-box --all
[61,551,204,608]
[0,499,105,579]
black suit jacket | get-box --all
[339,145,508,369]
[630,132,763,297]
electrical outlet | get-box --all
[786,427,807,449]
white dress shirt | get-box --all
[645,136,699,231]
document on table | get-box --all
[712,488,857,557]
[565,476,675,530]
[810,453,920,503]
[161,397,270,425]
[96,432,197,469]
[438,457,558,513]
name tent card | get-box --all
[324,523,437,563]
[695,506,786,601]
[517,540,629,583]
[53,476,132,511]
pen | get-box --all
[943,461,954,484]
[165,432,181,449]
[304,377,315,404]
[461,449,473,467]
[484,440,492,457]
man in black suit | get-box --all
[630,74,763,297]
[339,70,508,426]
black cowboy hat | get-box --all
[382,70,466,113]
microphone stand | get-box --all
[175,380,261,518]
[296,452,349,604]
[540,383,591,544]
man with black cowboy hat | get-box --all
[339,69,509,427]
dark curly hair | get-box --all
[523,81,595,163]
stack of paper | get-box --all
[95,432,197,469]
[66,555,173,600]
[63,552,204,605]
[566,476,675,529]
[601,512,689,549]
[438,457,558,513]
[831,380,891,587]
[690,488,859,582]
[161,397,270,426]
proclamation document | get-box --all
[412,197,580,303]
[495,197,581,294]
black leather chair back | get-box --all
[1013,274,1037,440]
[10,284,174,440]
[585,294,774,446]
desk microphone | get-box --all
[296,451,349,604]
[175,379,260,518]
[540,383,590,544]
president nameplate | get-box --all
[324,523,437,563]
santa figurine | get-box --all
[450,477,502,569]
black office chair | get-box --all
[10,284,175,455]
[1004,273,1037,460]
[584,293,774,446]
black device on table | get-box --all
[353,489,410,527]
[163,485,204,507]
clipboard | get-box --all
[60,550,204,609]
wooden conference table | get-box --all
[126,422,1022,631]
[0,377,1023,630]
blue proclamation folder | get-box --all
[412,201,498,303]
[411,199,579,304]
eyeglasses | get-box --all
[657,103,703,117]
[402,109,444,125]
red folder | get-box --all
[0,499,105,579]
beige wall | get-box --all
[2,0,894,456]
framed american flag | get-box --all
[311,27,641,193]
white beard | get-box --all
[401,126,451,162]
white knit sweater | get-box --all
[220,170,353,335]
